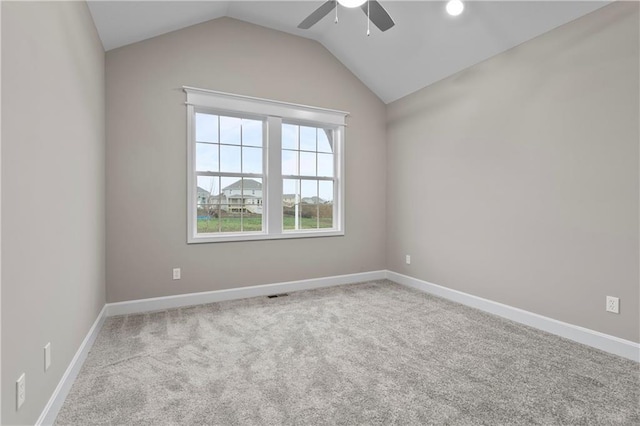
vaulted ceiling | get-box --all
[87,1,608,103]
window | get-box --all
[195,113,264,234]
[282,124,335,230]
[185,87,347,243]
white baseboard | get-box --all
[387,270,640,362]
[36,305,107,426]
[106,270,387,317]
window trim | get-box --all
[185,87,347,244]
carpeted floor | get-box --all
[56,280,639,425]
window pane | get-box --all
[319,204,333,229]
[220,145,241,173]
[283,179,297,202]
[197,205,220,233]
[319,180,333,204]
[195,113,218,143]
[220,208,242,232]
[283,179,299,230]
[301,205,317,229]
[196,143,219,172]
[242,178,263,205]
[301,180,318,229]
[282,150,298,176]
[242,208,262,232]
[319,181,333,229]
[214,177,263,233]
[282,124,298,150]
[299,151,316,176]
[196,176,220,235]
[283,207,295,230]
[242,119,262,147]
[220,116,241,145]
[299,126,316,151]
[197,176,217,202]
[317,129,332,153]
[220,176,239,195]
[317,153,333,177]
[242,147,262,174]
[301,180,318,203]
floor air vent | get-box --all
[267,293,289,299]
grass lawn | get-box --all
[197,216,332,233]
[284,216,333,230]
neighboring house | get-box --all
[222,179,263,199]
[197,187,227,217]
[222,179,263,214]
[208,194,228,210]
[197,186,213,206]
[284,194,326,206]
[283,193,297,207]
[227,194,262,213]
[201,180,325,215]
[197,187,227,207]
[301,196,326,204]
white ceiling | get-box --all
[87,1,609,103]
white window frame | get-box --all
[184,86,347,244]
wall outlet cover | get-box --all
[606,296,619,314]
[44,342,51,371]
[16,373,25,410]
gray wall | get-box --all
[1,2,105,424]
[105,18,387,303]
[387,2,639,343]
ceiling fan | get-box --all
[298,0,395,33]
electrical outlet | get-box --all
[16,373,25,410]
[606,296,619,314]
[405,255,411,265]
[44,342,51,371]
[172,268,181,280]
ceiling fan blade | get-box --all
[298,1,337,29]
[361,0,395,32]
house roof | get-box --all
[223,179,262,191]
[302,197,326,204]
[197,186,211,195]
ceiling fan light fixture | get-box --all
[338,0,367,8]
[446,0,464,16]
[298,0,394,32]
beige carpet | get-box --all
[56,280,639,425]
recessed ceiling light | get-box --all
[446,0,465,17]
[338,0,367,8]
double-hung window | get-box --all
[185,87,347,243]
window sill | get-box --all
[188,229,345,244]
